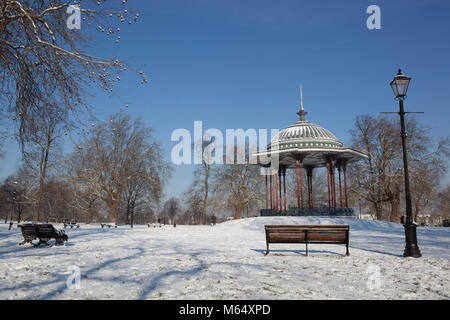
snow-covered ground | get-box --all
[0,217,448,300]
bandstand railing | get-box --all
[260,207,356,217]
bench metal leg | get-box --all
[37,241,45,247]
[305,230,308,256]
[265,242,269,256]
[36,239,50,247]
[346,230,350,256]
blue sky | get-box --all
[1,0,450,199]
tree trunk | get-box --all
[130,200,135,228]
[109,192,121,225]
[372,201,381,220]
[234,203,243,220]
[125,201,131,225]
[87,204,93,224]
[414,201,420,222]
[33,143,51,222]
[202,163,210,225]
[389,193,400,222]
[17,208,23,223]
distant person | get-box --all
[400,215,405,225]
[211,215,216,226]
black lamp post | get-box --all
[390,69,421,258]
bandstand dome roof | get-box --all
[253,87,368,169]
[268,119,343,151]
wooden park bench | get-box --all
[101,223,117,229]
[64,222,80,229]
[264,225,350,256]
[18,223,68,246]
[147,223,162,228]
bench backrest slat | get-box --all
[265,225,349,244]
[265,225,348,229]
[20,224,38,237]
[37,225,58,237]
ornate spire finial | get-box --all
[300,84,304,111]
[297,84,308,121]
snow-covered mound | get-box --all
[0,217,448,300]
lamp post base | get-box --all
[403,223,422,258]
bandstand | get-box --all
[253,88,368,217]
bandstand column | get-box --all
[343,161,348,208]
[295,157,304,210]
[306,167,314,209]
[326,163,331,208]
[333,165,337,208]
[296,165,300,209]
[300,165,304,209]
[274,173,278,211]
[265,175,268,209]
[269,175,273,209]
[338,161,343,208]
[278,170,282,213]
[327,159,335,208]
[331,163,337,208]
[282,167,287,213]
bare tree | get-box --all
[182,186,203,225]
[185,140,215,225]
[72,186,99,224]
[0,108,6,159]
[162,197,180,225]
[123,141,169,228]
[433,185,450,220]
[213,147,263,220]
[20,101,66,221]
[0,169,35,222]
[0,178,26,222]
[350,114,448,222]
[68,112,170,225]
[0,0,146,149]
[410,136,449,221]
[1,1,147,221]
[349,115,397,220]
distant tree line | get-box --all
[0,112,171,226]
[1,112,448,226]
